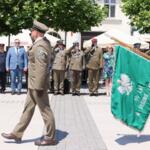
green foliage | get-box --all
[0,0,106,35]
[122,0,150,33]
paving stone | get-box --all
[39,94,107,150]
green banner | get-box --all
[111,45,150,131]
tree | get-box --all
[0,0,50,35]
[0,0,106,35]
[122,0,150,33]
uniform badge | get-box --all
[36,49,47,60]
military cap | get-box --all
[0,43,5,46]
[73,41,79,45]
[91,38,97,43]
[32,20,49,33]
[57,40,64,45]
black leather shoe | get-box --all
[72,93,76,96]
[17,92,21,95]
[11,91,15,95]
[34,138,57,146]
[54,92,58,95]
[59,91,64,95]
[94,92,98,96]
[0,89,5,93]
[76,92,80,96]
[1,133,21,142]
[89,93,94,96]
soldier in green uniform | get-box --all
[84,38,103,96]
[69,42,85,95]
[52,40,67,95]
[1,20,56,146]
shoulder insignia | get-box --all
[36,49,47,60]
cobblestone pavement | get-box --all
[0,88,107,150]
[0,88,150,150]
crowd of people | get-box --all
[0,32,114,97]
[0,20,115,146]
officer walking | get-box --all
[1,20,56,146]
[69,42,85,95]
[84,38,103,96]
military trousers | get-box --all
[88,69,99,93]
[53,69,65,93]
[70,70,82,93]
[12,89,55,140]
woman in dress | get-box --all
[103,45,114,96]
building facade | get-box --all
[0,0,131,49]
[65,0,131,48]
[93,0,131,33]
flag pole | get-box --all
[111,37,150,60]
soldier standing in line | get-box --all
[69,42,85,96]
[52,40,67,95]
[1,20,56,146]
[84,38,103,96]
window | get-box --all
[104,0,116,17]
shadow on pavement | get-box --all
[4,137,41,144]
[115,134,150,145]
[55,129,68,142]
[4,129,68,144]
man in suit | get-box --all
[0,43,6,93]
[6,39,28,94]
[1,20,56,146]
[84,38,103,96]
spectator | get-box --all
[6,39,28,95]
[103,45,114,96]
[0,43,6,93]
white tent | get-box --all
[0,36,9,51]
[10,29,32,47]
[0,29,61,51]
[83,33,116,48]
[0,36,9,45]
[44,33,60,47]
[11,30,61,47]
[105,29,149,49]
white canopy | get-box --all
[0,29,60,49]
[83,33,116,48]
[0,36,9,45]
[105,29,149,49]
[44,33,60,47]
[10,29,32,47]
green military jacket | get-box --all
[69,49,85,71]
[28,37,51,90]
[52,47,73,71]
[84,46,103,70]
[52,48,67,71]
